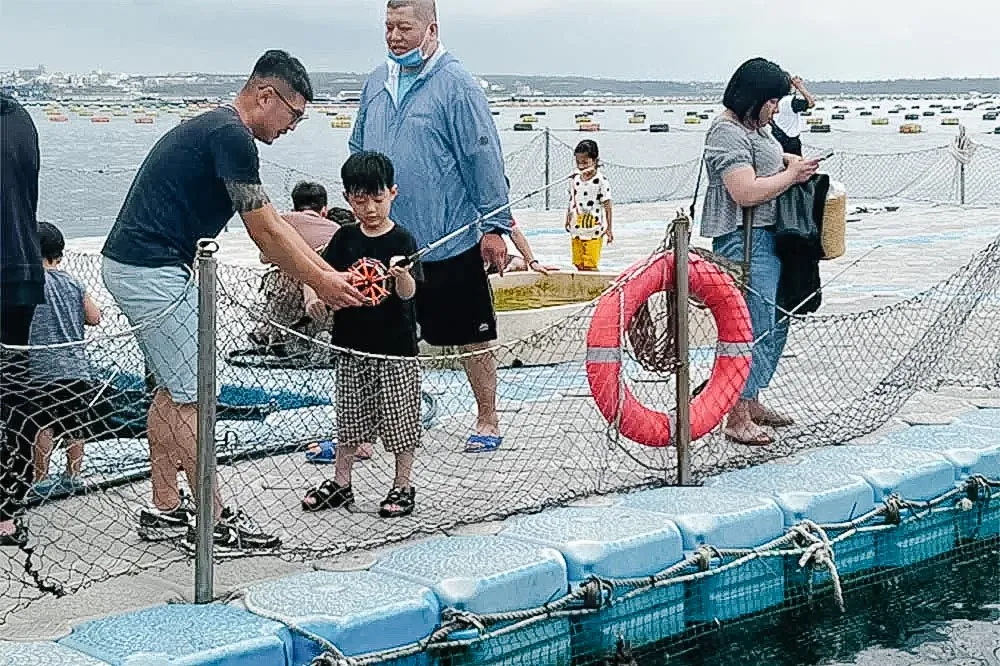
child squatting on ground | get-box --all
[28,222,103,495]
[300,151,422,519]
[565,140,614,271]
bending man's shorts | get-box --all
[102,257,198,404]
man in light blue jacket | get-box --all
[351,0,512,453]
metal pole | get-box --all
[195,239,219,604]
[958,126,967,205]
[741,208,753,292]
[673,213,692,486]
[544,127,551,211]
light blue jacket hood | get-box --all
[350,47,512,262]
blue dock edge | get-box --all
[14,412,998,666]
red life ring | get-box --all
[586,253,753,447]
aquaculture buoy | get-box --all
[586,253,752,447]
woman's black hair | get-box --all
[722,58,791,127]
[574,139,600,162]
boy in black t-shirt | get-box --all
[301,152,422,518]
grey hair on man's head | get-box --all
[386,0,437,23]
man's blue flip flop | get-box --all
[305,440,336,464]
[464,434,502,453]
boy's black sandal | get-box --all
[301,480,354,512]
[379,487,416,519]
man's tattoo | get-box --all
[225,182,271,213]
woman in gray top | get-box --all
[700,58,819,446]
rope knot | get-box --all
[693,545,721,572]
[790,520,845,613]
[949,127,977,166]
[581,576,615,610]
[441,609,489,635]
[310,655,358,666]
[966,475,992,504]
[883,494,904,525]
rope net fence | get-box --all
[3,137,1000,660]
[4,226,1000,622]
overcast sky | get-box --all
[2,0,998,81]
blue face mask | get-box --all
[388,47,425,68]
[388,27,432,68]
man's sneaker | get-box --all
[137,498,194,542]
[184,508,281,552]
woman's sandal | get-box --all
[751,407,795,428]
[301,480,354,512]
[379,487,416,519]
[723,426,774,447]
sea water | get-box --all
[29,98,1000,241]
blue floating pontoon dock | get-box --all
[58,604,292,665]
[798,445,959,567]
[883,423,1000,538]
[372,536,570,666]
[17,411,1000,666]
[0,641,110,665]
[244,571,439,666]
[618,487,786,622]
[501,505,685,652]
[705,461,879,584]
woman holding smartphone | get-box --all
[700,58,820,446]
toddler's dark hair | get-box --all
[326,206,356,226]
[38,221,65,262]
[574,140,600,162]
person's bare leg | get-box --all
[149,389,222,520]
[65,439,84,478]
[147,389,182,511]
[393,450,414,489]
[332,444,358,488]
[33,427,54,482]
[169,396,223,521]
[461,343,500,437]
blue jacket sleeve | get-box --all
[447,84,512,234]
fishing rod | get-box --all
[279,171,581,326]
[397,171,579,268]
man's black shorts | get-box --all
[417,244,497,347]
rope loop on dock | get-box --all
[791,520,844,612]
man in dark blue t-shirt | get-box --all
[101,50,364,552]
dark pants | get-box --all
[1,305,39,521]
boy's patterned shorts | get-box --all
[335,354,421,454]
